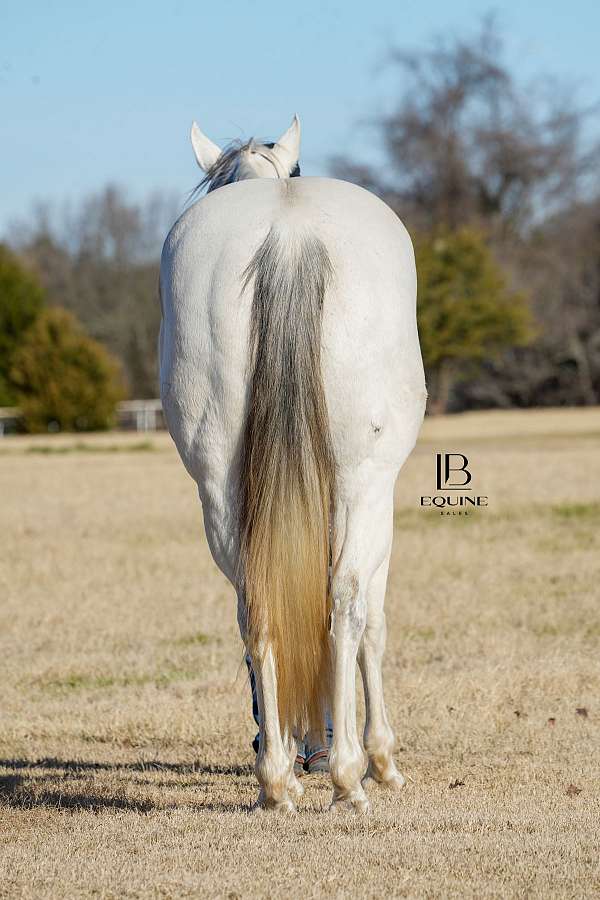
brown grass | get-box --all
[1,408,599,898]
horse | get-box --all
[159,114,426,813]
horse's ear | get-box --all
[190,122,221,171]
[274,114,301,174]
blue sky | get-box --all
[2,0,600,236]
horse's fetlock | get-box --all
[255,752,292,802]
[364,724,395,761]
[329,745,365,793]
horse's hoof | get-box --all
[270,798,297,814]
[288,773,305,798]
[385,772,406,792]
[362,771,406,792]
[328,792,370,815]
[255,797,297,814]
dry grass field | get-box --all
[1,408,599,898]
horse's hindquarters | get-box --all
[159,176,425,809]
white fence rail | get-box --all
[117,399,165,432]
[0,400,166,436]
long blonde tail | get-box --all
[239,223,335,738]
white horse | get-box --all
[159,115,426,813]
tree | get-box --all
[416,229,532,413]
[332,19,599,237]
[331,19,600,410]
[11,307,125,432]
[16,186,178,398]
[0,244,44,405]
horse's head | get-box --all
[190,115,301,193]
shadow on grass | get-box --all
[0,760,256,814]
[0,773,156,813]
[0,757,253,776]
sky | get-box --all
[2,0,600,236]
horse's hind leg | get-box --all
[328,485,395,814]
[251,645,296,813]
[358,553,405,791]
[328,569,369,814]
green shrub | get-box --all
[11,307,125,432]
[0,244,44,405]
[415,229,533,413]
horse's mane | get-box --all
[189,139,301,203]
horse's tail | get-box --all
[239,221,335,738]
